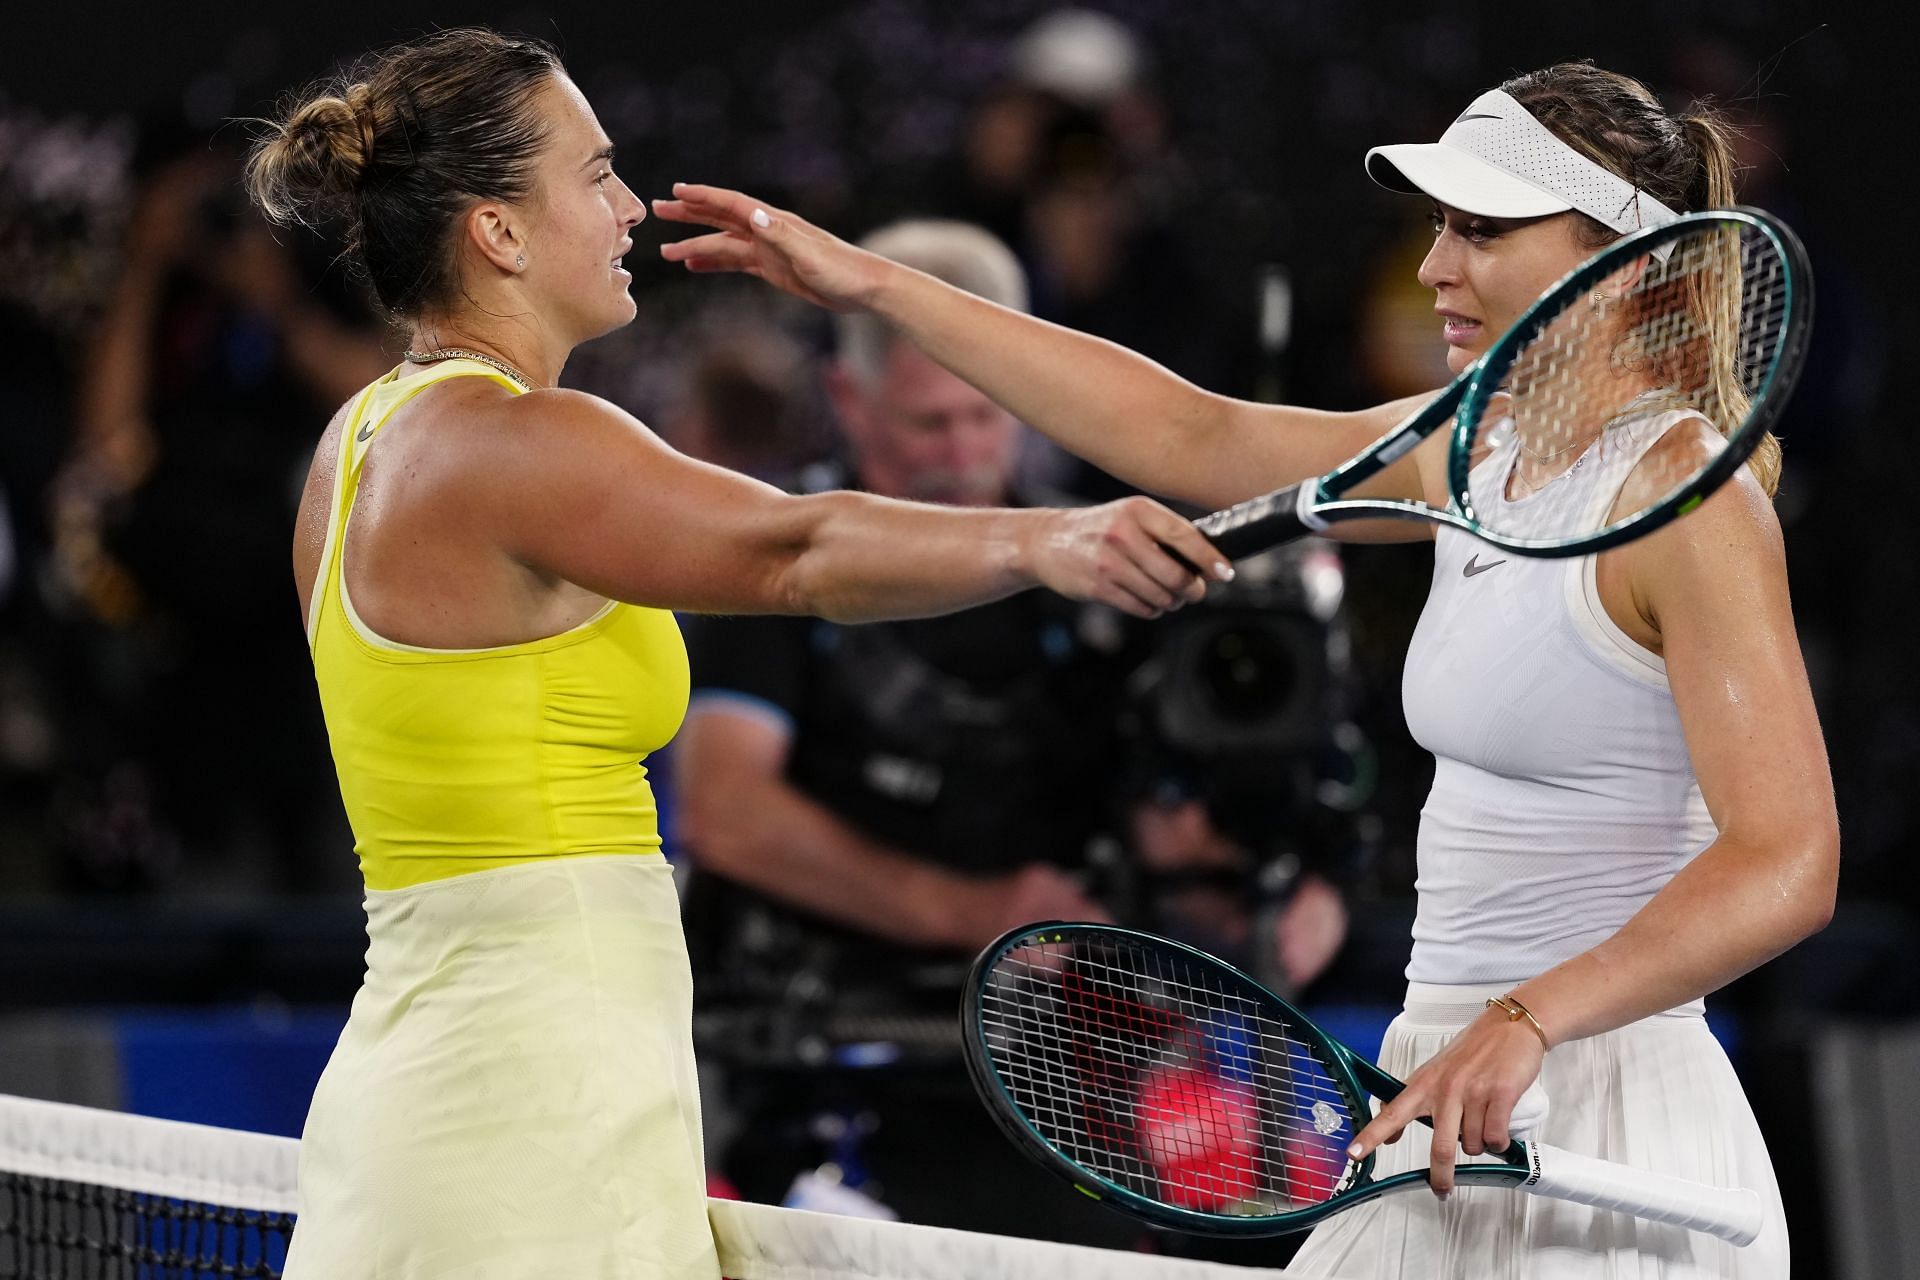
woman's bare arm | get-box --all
[1349,471,1838,1191]
[654,184,1437,514]
[472,387,1232,622]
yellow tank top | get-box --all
[308,361,689,890]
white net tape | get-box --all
[1,1094,1314,1279]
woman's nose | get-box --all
[1416,233,1460,290]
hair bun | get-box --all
[244,28,562,316]
[247,82,376,224]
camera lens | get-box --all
[1193,624,1296,725]
[1152,609,1326,754]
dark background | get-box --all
[5,0,1908,895]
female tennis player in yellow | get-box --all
[247,28,1226,1279]
[659,62,1838,1278]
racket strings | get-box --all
[978,937,1363,1216]
[1478,221,1791,542]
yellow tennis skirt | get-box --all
[283,855,720,1279]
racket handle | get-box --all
[1520,1142,1766,1246]
[1192,481,1319,561]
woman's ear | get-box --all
[462,201,528,275]
[1592,254,1651,303]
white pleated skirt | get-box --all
[1286,983,1789,1280]
[283,856,721,1280]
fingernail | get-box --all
[1214,561,1235,581]
[1346,1143,1362,1160]
[1437,1190,1452,1203]
[751,208,771,228]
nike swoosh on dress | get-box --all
[1462,554,1507,578]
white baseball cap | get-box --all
[1366,89,1679,236]
[1010,10,1143,109]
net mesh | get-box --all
[0,1093,1305,1279]
[1,1175,290,1278]
[1,1094,300,1280]
[976,930,1362,1220]
[1466,216,1793,543]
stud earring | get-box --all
[516,254,526,269]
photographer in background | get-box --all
[675,218,1351,1243]
[1122,539,1367,999]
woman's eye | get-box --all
[1429,213,1496,241]
[595,170,614,186]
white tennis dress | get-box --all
[1289,417,1790,1278]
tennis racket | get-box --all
[1191,207,1812,560]
[962,923,1765,1244]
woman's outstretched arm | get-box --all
[654,184,1434,513]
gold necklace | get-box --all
[402,346,539,390]
[1514,431,1593,462]
[1515,389,1679,461]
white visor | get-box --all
[1366,89,1680,237]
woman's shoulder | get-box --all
[369,378,617,477]
[1619,461,1787,633]
[293,394,361,618]
[406,386,690,559]
[459,386,680,483]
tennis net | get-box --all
[1,1092,1301,1279]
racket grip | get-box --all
[1192,482,1318,561]
[1520,1142,1765,1246]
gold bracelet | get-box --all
[1486,995,1551,1052]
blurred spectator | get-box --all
[45,121,386,892]
[674,217,1348,1242]
[1009,9,1144,114]
[0,103,133,887]
[943,9,1171,246]
[934,12,1253,498]
[659,321,830,485]
[942,81,1062,252]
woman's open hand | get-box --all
[653,183,888,313]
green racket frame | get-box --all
[1194,207,1814,562]
[964,922,1550,1237]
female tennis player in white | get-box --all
[657,61,1837,1277]
[246,28,1226,1279]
